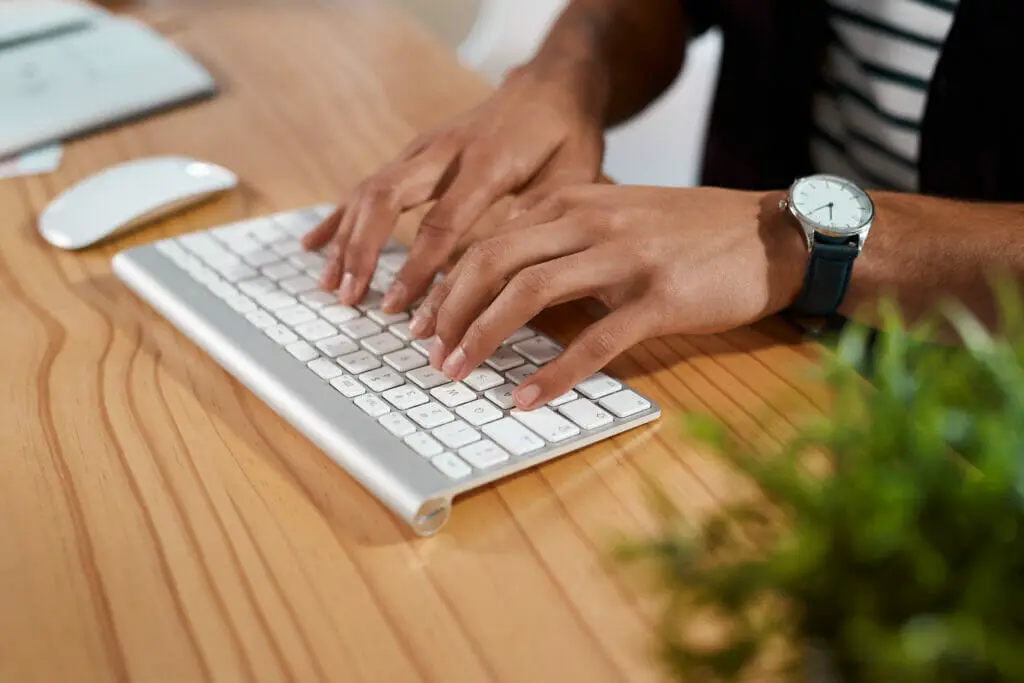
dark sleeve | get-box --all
[681,0,718,36]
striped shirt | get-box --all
[810,0,960,192]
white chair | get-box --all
[399,0,722,188]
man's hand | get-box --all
[408,185,809,409]
[301,70,605,314]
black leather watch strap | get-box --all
[792,238,860,317]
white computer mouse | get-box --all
[39,156,238,250]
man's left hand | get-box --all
[406,184,809,410]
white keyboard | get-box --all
[113,205,660,534]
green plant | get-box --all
[619,283,1024,683]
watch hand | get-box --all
[809,203,831,216]
[828,202,834,220]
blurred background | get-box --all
[392,0,723,188]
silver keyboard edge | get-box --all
[113,246,452,534]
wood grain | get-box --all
[0,3,824,682]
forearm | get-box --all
[840,193,1024,331]
[512,0,689,126]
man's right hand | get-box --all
[301,68,607,314]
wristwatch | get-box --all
[780,173,875,317]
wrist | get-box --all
[760,190,810,311]
[504,54,611,124]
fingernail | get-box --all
[515,384,542,410]
[381,281,407,313]
[339,272,358,303]
[442,347,466,378]
[409,304,432,337]
[429,336,446,369]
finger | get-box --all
[438,247,634,380]
[406,196,569,342]
[382,136,562,313]
[325,143,460,304]
[513,302,652,410]
[302,202,346,251]
[320,205,359,290]
[431,218,594,356]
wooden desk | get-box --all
[0,4,824,682]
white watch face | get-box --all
[790,174,874,236]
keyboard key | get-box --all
[548,390,579,407]
[238,276,277,296]
[218,232,262,255]
[576,373,622,400]
[289,252,326,270]
[354,394,391,417]
[411,337,438,356]
[407,401,455,429]
[511,407,580,443]
[245,310,277,328]
[558,398,614,430]
[482,418,545,456]
[383,348,427,372]
[300,291,337,310]
[226,294,257,314]
[275,305,317,326]
[431,382,476,407]
[249,220,287,244]
[405,433,443,458]
[336,351,381,374]
[272,240,304,257]
[458,439,509,469]
[463,368,504,392]
[264,325,299,345]
[378,252,407,272]
[209,280,238,300]
[262,262,299,280]
[355,290,384,312]
[484,383,517,409]
[433,420,481,449]
[294,319,338,342]
[506,364,538,385]
[218,263,259,282]
[280,275,318,295]
[513,336,563,365]
[379,413,417,438]
[431,453,472,480]
[406,366,450,389]
[257,291,297,311]
[503,327,536,345]
[308,358,343,380]
[316,334,358,358]
[485,347,525,371]
[598,390,651,418]
[243,249,280,267]
[456,399,503,426]
[330,374,365,398]
[155,240,187,260]
[367,309,409,326]
[359,367,403,393]
[340,318,382,340]
[179,232,221,255]
[285,341,318,362]
[382,385,429,410]
[390,322,415,341]
[361,332,403,355]
[321,305,360,324]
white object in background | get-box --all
[39,156,238,250]
[0,143,63,179]
[0,9,217,158]
[456,0,722,188]
[0,0,104,48]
